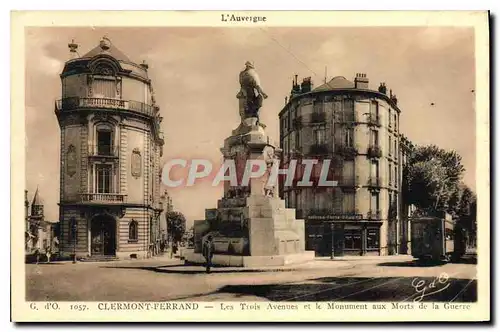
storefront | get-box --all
[305,215,382,256]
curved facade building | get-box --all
[55,37,165,260]
[279,73,403,256]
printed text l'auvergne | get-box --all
[221,14,267,23]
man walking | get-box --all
[202,235,215,274]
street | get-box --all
[26,255,477,302]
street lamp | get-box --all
[330,222,335,260]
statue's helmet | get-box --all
[245,61,255,68]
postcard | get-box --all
[11,10,490,322]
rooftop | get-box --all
[312,76,355,92]
[80,37,132,63]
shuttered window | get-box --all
[92,78,116,98]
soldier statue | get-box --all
[237,61,268,122]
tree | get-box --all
[166,211,186,246]
[457,186,476,228]
[403,145,466,215]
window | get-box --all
[97,130,112,155]
[370,129,378,146]
[388,109,392,128]
[371,100,379,117]
[394,165,398,188]
[314,128,325,145]
[342,192,356,213]
[314,193,326,210]
[295,130,301,149]
[388,136,392,156]
[91,78,117,98]
[96,164,112,193]
[343,99,355,122]
[129,220,138,242]
[344,128,354,147]
[313,101,324,114]
[389,164,393,185]
[371,192,379,211]
[296,191,302,210]
[289,191,296,208]
[371,160,379,179]
[344,229,362,250]
[367,228,380,249]
[394,138,397,157]
[394,114,397,131]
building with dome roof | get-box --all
[55,37,165,260]
[279,73,405,257]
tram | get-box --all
[411,213,466,263]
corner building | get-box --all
[55,37,164,260]
[279,74,404,256]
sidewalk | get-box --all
[157,258,352,273]
[324,254,414,262]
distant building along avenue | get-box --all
[279,73,405,256]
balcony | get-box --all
[56,97,156,118]
[309,143,331,156]
[292,116,303,129]
[336,113,357,124]
[89,145,119,158]
[310,112,326,124]
[367,177,381,188]
[366,210,382,220]
[335,144,358,160]
[339,176,360,187]
[367,145,382,158]
[80,193,127,203]
[367,114,381,127]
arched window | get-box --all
[129,220,138,242]
[95,123,114,156]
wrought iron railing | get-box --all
[366,210,382,220]
[310,112,326,123]
[367,145,382,158]
[89,145,119,157]
[338,176,360,187]
[367,177,381,187]
[56,97,156,117]
[309,143,331,156]
[367,114,381,127]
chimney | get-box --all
[140,60,149,70]
[291,74,301,96]
[354,73,369,89]
[68,39,79,59]
[378,82,387,95]
[300,77,313,93]
[391,93,398,105]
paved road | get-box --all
[25,255,477,302]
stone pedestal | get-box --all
[185,117,314,267]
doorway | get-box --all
[91,215,116,256]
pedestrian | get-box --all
[202,235,215,274]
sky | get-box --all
[25,27,476,224]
